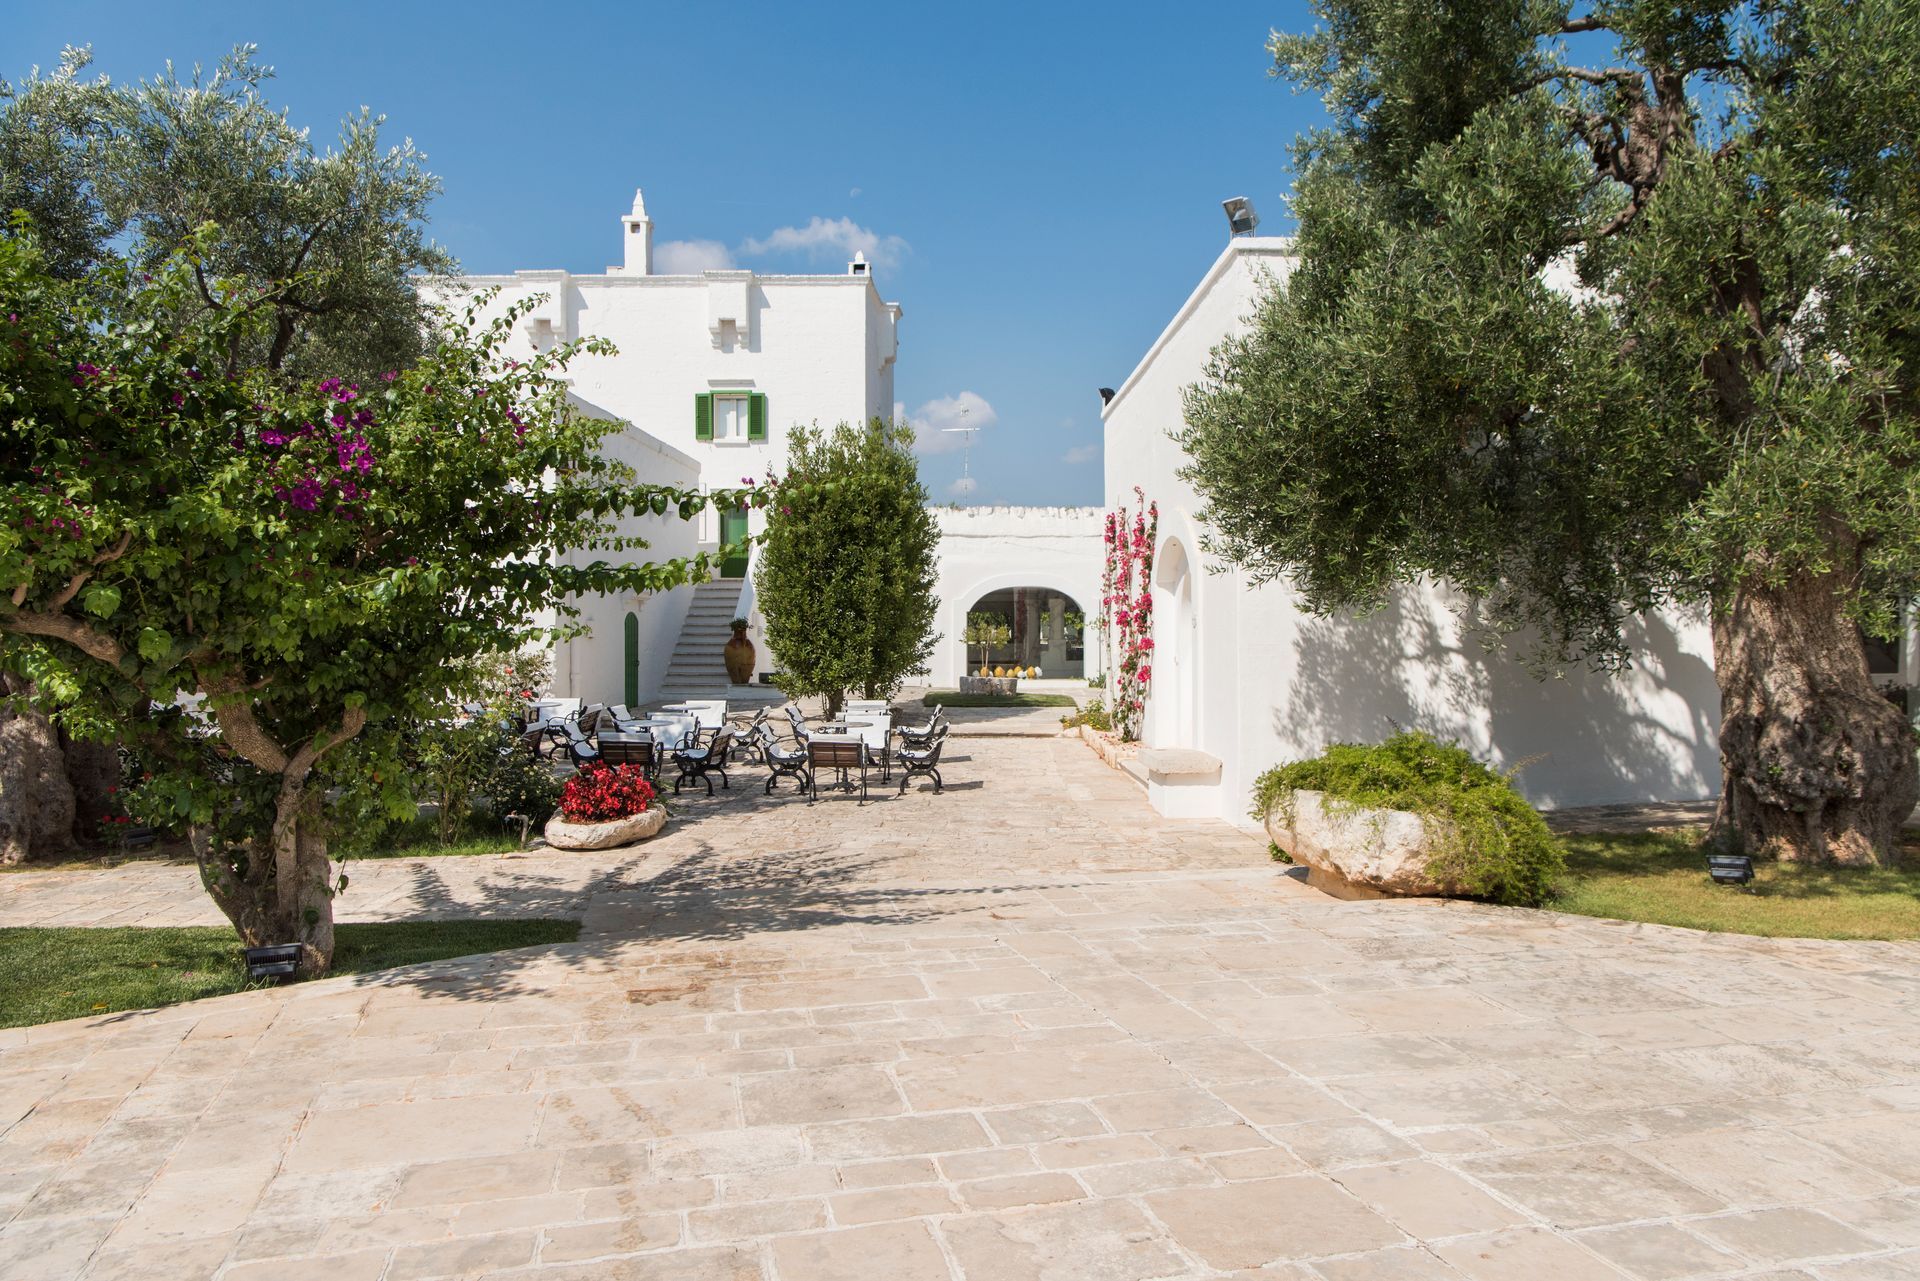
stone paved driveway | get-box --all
[4,738,1920,1280]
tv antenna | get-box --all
[942,405,979,495]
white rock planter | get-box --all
[1265,789,1458,900]
[542,807,667,851]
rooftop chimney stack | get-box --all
[848,251,869,277]
[621,189,653,275]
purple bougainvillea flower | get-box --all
[381,370,399,382]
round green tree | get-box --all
[0,231,751,973]
[755,420,940,717]
[1181,0,1920,866]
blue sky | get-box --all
[6,0,1329,506]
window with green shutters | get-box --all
[694,392,768,443]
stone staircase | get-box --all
[654,580,784,706]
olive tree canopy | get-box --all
[1181,0,1920,865]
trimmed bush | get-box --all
[1252,731,1564,906]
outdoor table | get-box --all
[629,716,694,750]
[835,716,892,781]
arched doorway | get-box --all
[962,587,1087,679]
[1154,539,1197,744]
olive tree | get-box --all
[0,231,753,972]
[1181,0,1920,865]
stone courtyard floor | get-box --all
[4,737,1920,1279]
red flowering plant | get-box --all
[1100,488,1158,740]
[559,762,656,823]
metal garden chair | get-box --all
[756,723,812,795]
[671,724,736,796]
[896,725,949,794]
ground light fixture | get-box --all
[1222,196,1260,236]
[1706,852,1756,889]
[243,943,303,982]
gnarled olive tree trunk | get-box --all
[1713,569,1919,866]
[0,673,118,864]
[0,680,74,865]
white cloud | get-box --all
[1063,445,1099,465]
[655,239,735,274]
[903,391,998,455]
[740,216,909,270]
[849,186,862,198]
[948,476,979,498]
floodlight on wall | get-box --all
[1706,853,1756,889]
[1222,196,1260,237]
[1098,387,1116,405]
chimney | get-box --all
[847,251,869,277]
[620,188,653,275]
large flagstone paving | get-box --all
[4,738,1920,1279]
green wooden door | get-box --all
[720,505,750,579]
[623,613,640,707]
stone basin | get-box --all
[1264,788,1458,900]
[543,806,668,851]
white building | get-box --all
[1101,235,1731,822]
[443,190,903,705]
[926,506,1105,688]
[443,188,1108,705]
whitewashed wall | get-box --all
[551,426,703,706]
[926,506,1106,688]
[1103,238,1723,821]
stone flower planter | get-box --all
[543,806,667,851]
[960,674,1019,695]
[1265,789,1458,900]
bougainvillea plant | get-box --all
[0,227,759,974]
[559,762,656,824]
[1101,488,1158,740]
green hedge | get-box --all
[1252,730,1564,906]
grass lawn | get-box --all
[924,691,1077,709]
[1553,830,1920,940]
[336,814,528,860]
[0,919,580,1029]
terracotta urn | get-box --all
[724,619,755,684]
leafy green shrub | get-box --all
[1251,731,1563,906]
[482,730,560,828]
[1060,698,1114,732]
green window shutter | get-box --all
[694,392,713,441]
[748,392,768,442]
[623,613,640,707]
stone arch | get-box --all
[946,569,1102,684]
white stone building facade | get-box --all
[441,191,903,704]
[440,189,1109,705]
[1101,236,1736,823]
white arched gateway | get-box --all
[924,507,1105,689]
